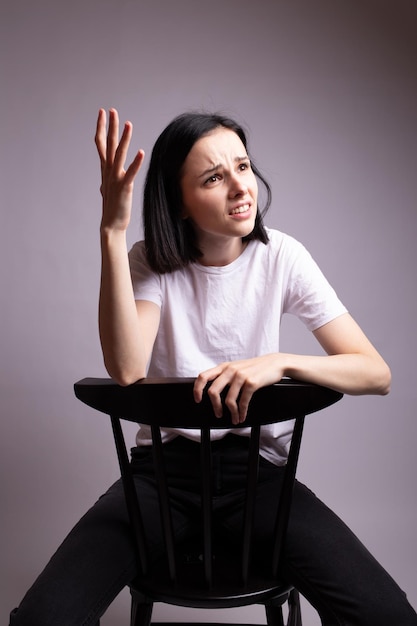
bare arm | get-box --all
[95,109,160,385]
[194,312,391,424]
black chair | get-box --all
[74,377,343,626]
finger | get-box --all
[193,366,223,412]
[205,368,235,419]
[225,370,259,424]
[94,108,107,165]
[207,382,224,419]
[193,369,217,403]
[195,363,240,419]
[193,376,205,404]
[113,120,133,173]
[106,108,119,167]
[224,377,245,425]
[224,392,239,425]
[125,149,145,185]
[236,385,254,423]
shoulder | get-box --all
[265,228,306,251]
[255,228,309,266]
[129,240,161,280]
[128,240,148,265]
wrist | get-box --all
[275,352,301,381]
[100,224,128,241]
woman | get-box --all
[10,108,416,625]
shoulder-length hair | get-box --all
[143,112,271,274]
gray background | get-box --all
[1,1,416,623]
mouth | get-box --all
[229,203,251,216]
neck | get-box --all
[198,237,246,267]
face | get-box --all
[180,127,258,263]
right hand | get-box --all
[95,108,145,232]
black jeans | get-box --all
[10,435,417,626]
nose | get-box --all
[228,173,248,197]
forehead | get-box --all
[183,128,247,173]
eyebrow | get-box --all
[197,156,249,179]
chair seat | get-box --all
[131,547,292,609]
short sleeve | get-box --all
[128,241,162,307]
[282,238,347,331]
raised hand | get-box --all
[95,108,145,232]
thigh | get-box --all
[250,463,417,626]
[284,480,416,625]
[10,478,137,625]
[10,478,148,626]
[10,460,195,626]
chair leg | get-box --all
[265,604,285,626]
[130,595,153,626]
[287,589,302,626]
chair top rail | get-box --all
[74,377,342,428]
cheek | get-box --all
[249,174,258,194]
[180,189,199,219]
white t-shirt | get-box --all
[129,228,347,465]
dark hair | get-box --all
[143,112,271,273]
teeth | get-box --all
[230,205,249,215]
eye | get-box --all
[238,161,251,172]
[204,174,221,185]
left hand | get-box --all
[193,354,285,425]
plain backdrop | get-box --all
[1,1,416,624]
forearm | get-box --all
[194,313,391,424]
[99,228,147,385]
[282,351,391,396]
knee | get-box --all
[9,608,21,626]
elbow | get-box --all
[104,359,145,387]
[374,362,392,396]
[113,374,143,387]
